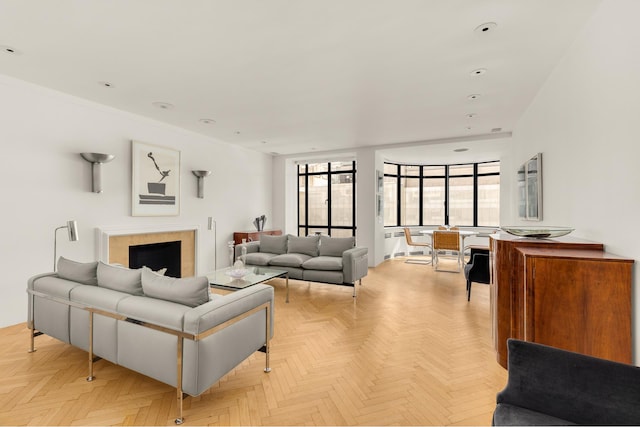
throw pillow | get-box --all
[319,236,355,257]
[97,262,143,295]
[57,257,98,286]
[288,234,320,257]
[141,267,210,307]
[259,234,288,254]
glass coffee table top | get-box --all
[207,266,289,300]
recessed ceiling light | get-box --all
[454,148,469,152]
[466,126,473,130]
[99,81,114,88]
[199,118,216,125]
[152,101,174,110]
[235,131,241,135]
[466,113,477,119]
[474,22,497,35]
[470,68,487,76]
[467,94,481,100]
[0,45,19,55]
[491,127,503,132]
[261,141,267,144]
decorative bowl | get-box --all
[500,226,575,239]
[225,268,249,279]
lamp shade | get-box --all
[67,220,79,241]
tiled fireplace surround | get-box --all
[97,225,198,277]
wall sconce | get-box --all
[192,170,211,198]
[54,220,79,271]
[80,153,115,193]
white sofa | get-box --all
[235,234,369,297]
[27,257,274,424]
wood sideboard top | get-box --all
[516,247,634,263]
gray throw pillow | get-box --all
[141,267,210,307]
[57,257,98,285]
[259,234,288,255]
[97,262,143,295]
[288,235,320,257]
[319,236,355,257]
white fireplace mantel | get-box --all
[96,224,200,264]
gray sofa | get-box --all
[235,234,368,297]
[494,339,640,425]
[27,257,274,425]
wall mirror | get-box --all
[517,153,542,221]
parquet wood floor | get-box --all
[0,258,507,426]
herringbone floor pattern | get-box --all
[0,259,507,426]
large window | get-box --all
[384,161,500,227]
[298,161,356,237]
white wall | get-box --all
[0,75,274,328]
[504,0,640,360]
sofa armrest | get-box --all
[27,272,58,326]
[27,272,57,290]
[183,284,274,336]
[234,241,261,260]
[343,247,368,283]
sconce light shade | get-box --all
[80,152,115,193]
[54,220,79,271]
[192,170,212,198]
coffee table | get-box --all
[207,266,290,303]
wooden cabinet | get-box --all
[233,229,282,245]
[518,247,632,364]
[490,233,606,368]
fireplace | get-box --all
[98,225,198,277]
[129,241,182,277]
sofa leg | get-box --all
[27,324,36,353]
[87,311,95,382]
[352,284,357,298]
[285,274,289,304]
[27,293,37,353]
[175,336,184,424]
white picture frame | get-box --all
[131,140,181,216]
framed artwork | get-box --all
[131,140,180,216]
[376,170,384,193]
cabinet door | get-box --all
[525,257,631,363]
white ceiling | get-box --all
[0,0,600,162]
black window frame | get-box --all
[384,160,499,227]
[297,161,357,237]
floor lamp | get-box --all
[54,220,79,271]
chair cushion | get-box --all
[269,253,311,268]
[141,267,210,308]
[319,236,355,257]
[493,403,575,426]
[288,235,319,257]
[57,257,98,286]
[302,256,343,271]
[97,262,143,295]
[259,234,287,255]
[244,252,277,266]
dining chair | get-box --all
[432,230,462,272]
[464,246,490,300]
[403,228,433,265]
